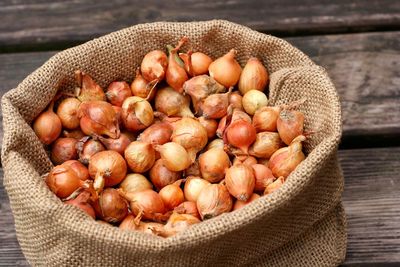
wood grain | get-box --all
[0,0,399,51]
[1,147,399,265]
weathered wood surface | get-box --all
[1,0,399,51]
[1,147,399,265]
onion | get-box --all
[160,212,200,237]
[249,132,283,159]
[191,52,213,76]
[264,177,285,195]
[252,164,275,192]
[238,57,269,95]
[216,108,251,138]
[138,122,173,149]
[184,161,201,177]
[253,106,280,132]
[277,109,305,145]
[166,37,189,93]
[122,96,154,131]
[131,68,157,101]
[258,158,269,166]
[64,190,95,219]
[119,214,164,235]
[127,189,166,221]
[179,51,194,76]
[56,97,81,129]
[150,159,181,190]
[106,81,132,107]
[155,142,191,172]
[206,138,225,151]
[199,87,232,119]
[75,70,106,102]
[198,117,218,139]
[184,176,210,202]
[97,188,128,223]
[225,120,256,155]
[209,49,242,88]
[97,132,133,155]
[33,100,62,145]
[225,163,255,201]
[242,90,268,115]
[171,118,208,162]
[183,75,225,113]
[119,214,140,231]
[268,135,306,178]
[76,137,105,165]
[196,184,232,220]
[46,164,88,198]
[199,148,230,183]
[88,150,127,192]
[124,141,155,173]
[78,100,120,138]
[232,193,260,211]
[155,86,194,117]
[62,129,85,140]
[140,50,168,83]
[62,160,89,181]
[51,137,78,165]
[119,173,153,195]
[159,180,185,210]
[112,105,123,127]
[174,201,200,219]
[229,91,243,110]
[233,156,258,168]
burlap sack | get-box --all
[1,20,346,266]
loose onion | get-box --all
[208,49,242,88]
[33,100,62,145]
[131,68,156,101]
[119,215,164,235]
[184,176,210,202]
[160,212,200,237]
[140,50,168,83]
[225,120,256,155]
[159,181,185,210]
[51,137,78,165]
[174,201,200,219]
[97,132,133,155]
[64,190,95,219]
[150,159,182,190]
[62,160,89,181]
[76,137,105,165]
[225,163,255,201]
[206,138,225,151]
[127,189,166,221]
[106,81,132,107]
[191,52,213,76]
[62,129,85,140]
[124,141,155,173]
[119,173,153,195]
[199,87,232,119]
[196,184,232,220]
[277,108,305,145]
[233,156,258,168]
[56,97,81,130]
[46,164,88,198]
[264,177,285,195]
[238,57,269,95]
[199,148,230,183]
[229,91,243,110]
[122,96,154,131]
[242,90,268,115]
[253,106,280,132]
[184,161,201,177]
[155,86,194,118]
[232,193,260,211]
[138,122,173,149]
[155,142,191,172]
[166,37,189,93]
[97,188,128,223]
[249,132,283,159]
[198,117,218,139]
[75,70,106,102]
[252,164,275,192]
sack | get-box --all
[1,20,346,266]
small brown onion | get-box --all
[264,177,285,195]
[225,120,256,155]
[206,138,225,151]
[119,173,153,195]
[64,190,95,219]
[277,109,305,145]
[232,193,260,211]
[88,150,127,192]
[131,68,156,101]
[159,181,184,210]
[268,135,306,178]
[106,81,132,107]
[150,159,181,190]
[46,164,87,198]
[166,37,189,93]
[184,176,210,202]
[122,96,154,131]
[112,105,123,127]
[197,184,232,220]
[198,117,218,139]
[233,156,258,168]
[200,87,232,119]
[51,137,78,165]
[249,132,283,159]
[78,101,120,138]
[119,215,164,235]
[225,163,255,201]
[75,70,106,102]
[184,161,201,177]
[209,49,242,88]
[191,52,213,76]
[62,160,89,181]
[56,97,81,129]
[229,91,243,110]
[253,106,280,132]
[160,212,200,237]
[242,90,268,115]
[252,164,275,192]
[238,57,269,95]
[138,122,173,148]
[124,141,155,173]
[127,189,166,221]
[62,129,85,140]
[33,100,62,145]
[97,133,133,155]
[155,86,194,117]
[171,118,208,162]
[76,137,106,165]
[155,142,191,172]
[199,148,230,183]
[98,188,128,223]
[140,50,168,83]
[174,201,200,219]
[217,109,252,138]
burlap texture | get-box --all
[1,20,346,266]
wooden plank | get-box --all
[1,147,399,265]
[0,0,399,51]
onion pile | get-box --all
[34,38,308,238]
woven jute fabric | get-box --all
[1,20,346,266]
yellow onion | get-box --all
[233,193,260,211]
[166,37,189,93]
[238,57,269,95]
[229,91,243,110]
[268,135,306,178]
[198,117,218,139]
[106,81,132,107]
[51,137,78,165]
[199,148,230,183]
[155,142,191,172]
[150,159,181,190]
[127,189,166,221]
[63,160,90,181]
[184,176,210,202]
[119,173,153,195]
[62,129,85,140]
[124,141,155,173]
[131,68,157,101]
[277,108,305,145]
[122,96,154,131]
[159,180,185,210]
[180,51,213,76]
[216,108,251,138]
[119,214,164,235]
[160,212,200,237]
[64,190,96,219]
[199,87,232,119]
[196,184,232,220]
[206,138,225,151]
[174,201,200,219]
[253,106,280,132]
[138,122,173,149]
[208,49,242,88]
[97,188,128,223]
[75,70,106,102]
[184,161,201,177]
[225,120,256,155]
[242,90,268,115]
[171,118,208,162]
[33,100,62,145]
[56,97,81,129]
[264,177,285,195]
[232,156,258,168]
[252,164,275,192]
[140,50,168,83]
[76,137,105,165]
[97,132,133,155]
[225,163,255,201]
[249,132,283,159]
[155,86,194,117]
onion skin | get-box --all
[106,81,132,107]
[233,193,260,211]
[46,164,84,198]
[127,189,166,221]
[138,122,173,148]
[140,50,168,82]
[131,68,156,101]
[242,90,268,115]
[208,49,242,88]
[124,141,155,173]
[264,177,285,195]
[199,148,230,183]
[252,164,275,192]
[174,201,200,219]
[64,191,95,219]
[184,176,210,202]
[51,138,78,165]
[33,101,62,145]
[75,70,106,102]
[119,173,153,195]
[225,163,255,201]
[76,137,106,165]
[238,57,269,95]
[122,96,154,131]
[155,142,191,172]
[196,184,232,220]
[57,97,81,129]
[98,188,128,223]
[63,160,89,181]
[166,38,189,93]
[159,182,185,210]
[225,120,256,155]
[277,109,305,145]
[198,117,218,139]
[150,159,181,191]
[97,133,132,155]
[155,86,194,118]
[249,132,283,159]
[160,212,201,237]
